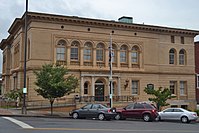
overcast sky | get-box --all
[1,0,199,72]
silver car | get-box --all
[158,108,198,123]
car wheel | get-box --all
[115,113,122,120]
[72,112,79,119]
[98,113,105,120]
[143,114,151,122]
[181,116,189,123]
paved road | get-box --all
[0,117,198,133]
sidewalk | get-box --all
[0,107,70,118]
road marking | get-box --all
[2,117,33,129]
[27,128,199,132]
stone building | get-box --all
[0,12,199,110]
[195,41,199,104]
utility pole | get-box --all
[109,32,113,108]
[22,0,28,114]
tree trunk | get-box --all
[50,99,54,115]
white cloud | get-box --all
[1,0,199,72]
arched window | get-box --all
[96,43,104,62]
[56,40,66,61]
[179,49,186,65]
[84,82,89,94]
[131,46,139,64]
[120,45,127,63]
[70,41,79,61]
[169,48,176,64]
[84,42,92,61]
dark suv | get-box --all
[115,102,158,122]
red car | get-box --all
[115,102,158,122]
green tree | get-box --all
[34,64,78,115]
[144,87,176,111]
[5,89,23,107]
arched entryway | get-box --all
[95,80,104,101]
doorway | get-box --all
[95,80,104,101]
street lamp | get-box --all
[109,32,113,108]
[22,0,28,114]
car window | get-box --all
[134,103,145,109]
[144,104,154,109]
[99,104,106,109]
[82,104,92,109]
[173,109,183,112]
[92,104,100,109]
[163,108,173,112]
[125,104,134,109]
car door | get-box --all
[132,103,145,118]
[161,108,174,120]
[89,104,100,118]
[79,104,92,118]
[122,104,134,118]
[172,109,184,120]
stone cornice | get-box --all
[27,12,199,36]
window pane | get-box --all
[169,49,175,64]
[131,52,138,63]
[179,50,185,65]
[71,48,78,60]
[197,75,199,88]
[120,51,126,62]
[56,47,65,60]
[96,50,103,61]
[180,81,185,95]
[132,81,138,95]
[170,81,176,94]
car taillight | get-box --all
[152,110,155,113]
[108,109,111,113]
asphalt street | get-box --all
[0,117,198,133]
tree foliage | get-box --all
[5,89,23,101]
[144,87,176,111]
[34,64,79,115]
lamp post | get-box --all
[109,32,113,108]
[22,0,28,114]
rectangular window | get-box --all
[180,81,186,95]
[96,49,103,61]
[181,36,184,44]
[56,47,65,60]
[131,52,138,64]
[197,74,199,89]
[171,36,175,43]
[84,49,91,61]
[70,48,78,60]
[179,54,185,65]
[132,80,139,95]
[120,51,126,63]
[170,81,177,95]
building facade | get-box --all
[0,12,199,110]
[195,41,199,104]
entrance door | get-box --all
[95,80,104,101]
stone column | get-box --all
[105,48,109,67]
[93,48,96,67]
[118,77,121,96]
[128,50,131,68]
[80,46,84,66]
[91,76,95,96]
[117,49,120,67]
[66,46,71,65]
[80,75,84,96]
